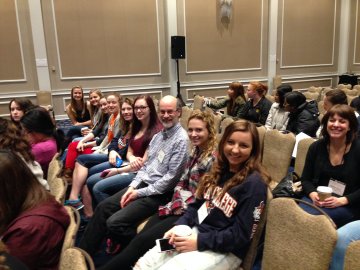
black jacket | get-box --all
[286,100,320,137]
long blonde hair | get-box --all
[187,110,217,160]
[196,120,270,199]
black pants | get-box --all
[78,184,172,256]
[99,214,180,270]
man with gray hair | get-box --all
[79,95,189,256]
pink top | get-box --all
[31,138,57,178]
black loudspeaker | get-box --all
[339,73,358,87]
[171,36,185,59]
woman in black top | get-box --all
[300,104,360,227]
[239,81,272,125]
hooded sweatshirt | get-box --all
[286,100,320,137]
[2,198,70,270]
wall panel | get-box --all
[0,0,38,93]
[277,0,340,76]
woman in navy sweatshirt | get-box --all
[134,120,271,270]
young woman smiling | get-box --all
[65,86,91,142]
[100,110,217,269]
[300,104,360,227]
[134,120,271,270]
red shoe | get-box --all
[106,238,121,255]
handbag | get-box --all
[272,171,303,198]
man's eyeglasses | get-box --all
[159,109,178,116]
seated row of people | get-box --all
[203,81,321,137]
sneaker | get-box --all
[64,199,84,210]
[106,238,121,255]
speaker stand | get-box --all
[175,59,186,107]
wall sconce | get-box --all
[219,0,233,23]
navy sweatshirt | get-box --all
[175,170,267,259]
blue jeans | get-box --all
[76,153,108,169]
[66,125,86,141]
[299,196,355,228]
[330,220,360,270]
[88,161,113,177]
[87,172,136,204]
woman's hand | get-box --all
[103,168,119,178]
[320,196,348,208]
[309,192,321,207]
[173,234,197,253]
[163,227,176,242]
[81,128,91,136]
[109,150,120,166]
[129,157,144,171]
[77,141,86,152]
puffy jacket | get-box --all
[286,100,320,137]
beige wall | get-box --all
[0,0,356,118]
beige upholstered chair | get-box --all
[47,153,62,181]
[193,95,204,110]
[262,130,295,189]
[49,177,67,204]
[317,100,325,115]
[61,206,80,254]
[347,95,357,104]
[241,188,273,270]
[179,106,193,130]
[256,125,266,157]
[345,89,358,96]
[353,84,360,94]
[60,247,95,270]
[294,137,316,176]
[137,218,149,234]
[36,90,55,120]
[303,91,320,102]
[337,83,352,90]
[217,116,234,142]
[344,240,360,270]
[265,94,275,103]
[262,198,337,270]
[213,113,222,134]
[47,153,67,203]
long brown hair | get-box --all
[0,150,52,235]
[69,86,87,119]
[196,120,271,199]
[120,97,134,136]
[0,118,34,162]
[227,82,245,115]
[131,95,161,149]
[188,110,217,160]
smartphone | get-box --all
[155,238,175,253]
[115,156,123,168]
[100,170,110,178]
